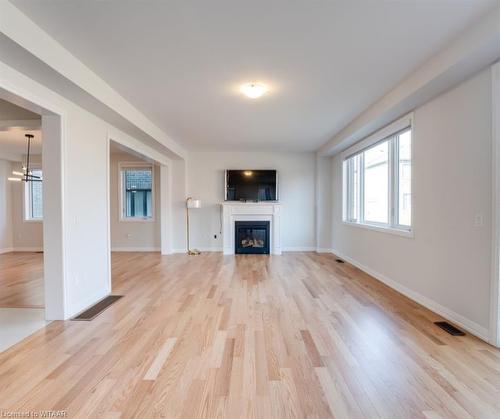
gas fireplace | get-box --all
[235,221,270,254]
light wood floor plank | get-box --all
[0,251,498,418]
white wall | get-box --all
[0,60,180,318]
[10,160,43,250]
[0,158,43,252]
[171,158,187,252]
[110,151,160,251]
[315,155,332,251]
[331,69,492,339]
[187,151,316,251]
[0,159,13,252]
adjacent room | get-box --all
[0,97,47,352]
[109,140,161,253]
[0,0,500,417]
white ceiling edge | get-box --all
[108,127,171,167]
[318,5,500,157]
[0,0,186,160]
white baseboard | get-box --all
[198,247,223,252]
[111,247,160,252]
[173,247,332,254]
[283,246,317,252]
[316,248,334,253]
[0,247,14,254]
[172,247,222,254]
[13,247,43,252]
[175,246,320,253]
[332,249,490,342]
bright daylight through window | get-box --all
[343,121,412,234]
[25,169,43,220]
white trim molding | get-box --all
[221,202,282,255]
[490,61,500,347]
[341,113,413,160]
[111,247,160,252]
[332,249,490,342]
[283,247,317,252]
[342,115,414,237]
[171,247,222,254]
[12,247,43,252]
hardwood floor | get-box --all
[0,252,499,418]
[0,252,44,308]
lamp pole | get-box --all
[186,197,200,255]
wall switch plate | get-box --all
[474,213,483,227]
[126,233,132,238]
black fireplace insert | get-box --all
[235,221,270,254]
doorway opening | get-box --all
[0,97,46,352]
[108,139,167,293]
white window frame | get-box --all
[23,164,43,222]
[118,162,155,222]
[342,113,414,237]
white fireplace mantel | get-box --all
[221,202,282,255]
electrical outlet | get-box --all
[214,234,217,239]
[126,233,132,238]
[474,213,483,227]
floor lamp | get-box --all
[186,197,201,255]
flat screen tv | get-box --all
[225,170,278,201]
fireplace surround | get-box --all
[221,202,282,255]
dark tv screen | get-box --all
[226,170,277,201]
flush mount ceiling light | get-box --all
[240,83,268,99]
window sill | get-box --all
[342,221,413,238]
[24,219,43,223]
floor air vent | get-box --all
[434,321,465,336]
[72,295,123,321]
[335,259,345,264]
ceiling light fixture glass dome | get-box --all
[240,83,268,99]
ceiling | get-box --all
[11,0,499,151]
[0,98,41,160]
[0,98,40,120]
[109,140,155,164]
[0,129,42,161]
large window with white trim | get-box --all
[343,116,412,234]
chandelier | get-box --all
[8,134,42,182]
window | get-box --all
[120,164,154,221]
[343,116,412,234]
[398,130,412,227]
[25,168,43,221]
[363,141,389,224]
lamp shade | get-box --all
[187,198,201,209]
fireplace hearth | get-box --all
[235,221,270,254]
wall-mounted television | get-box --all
[225,170,278,201]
